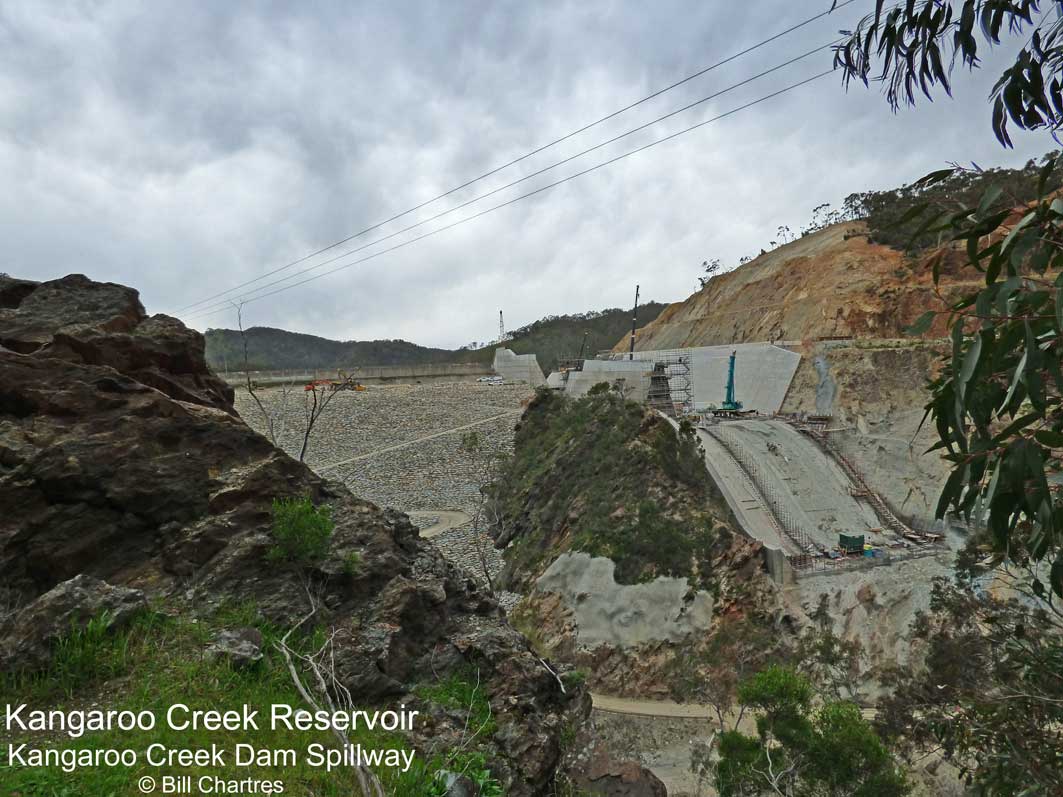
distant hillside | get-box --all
[205,303,667,373]
[204,327,454,372]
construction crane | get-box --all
[721,350,743,411]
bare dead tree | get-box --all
[233,302,353,463]
[275,580,385,797]
[234,302,292,447]
[459,431,512,594]
[297,376,355,462]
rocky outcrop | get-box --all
[0,273,234,412]
[0,574,146,672]
[0,273,582,795]
[570,751,667,797]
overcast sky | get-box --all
[1,1,1054,348]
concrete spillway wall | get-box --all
[555,342,801,413]
[632,343,800,413]
[492,348,546,386]
[564,359,654,399]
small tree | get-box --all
[235,302,293,449]
[717,666,908,797]
[699,258,722,289]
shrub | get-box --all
[268,497,334,567]
[342,551,362,576]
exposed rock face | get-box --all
[571,751,667,797]
[0,273,234,412]
[0,273,581,795]
[206,627,264,669]
[622,222,973,350]
[0,574,146,672]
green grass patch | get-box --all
[0,607,496,796]
[415,668,496,740]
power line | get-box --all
[177,0,859,313]
[186,69,833,322]
[185,40,838,319]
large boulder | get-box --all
[0,272,583,795]
[571,751,668,797]
[0,273,234,412]
[0,574,146,672]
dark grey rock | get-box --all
[206,626,264,668]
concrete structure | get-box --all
[492,347,546,386]
[708,419,882,551]
[696,427,800,555]
[535,552,715,647]
[563,358,654,399]
[627,343,800,413]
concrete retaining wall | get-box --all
[628,343,800,413]
[564,359,653,399]
[492,348,546,386]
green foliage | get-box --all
[49,611,131,697]
[342,551,362,576]
[878,579,1063,794]
[844,152,1062,251]
[412,669,504,795]
[834,1,1063,147]
[737,665,813,718]
[1,605,504,796]
[911,157,1063,596]
[561,668,588,691]
[204,326,456,372]
[871,156,1063,793]
[496,388,729,589]
[416,668,496,739]
[268,496,334,567]
[1,611,159,702]
[717,667,908,797]
[665,616,780,735]
[586,381,611,396]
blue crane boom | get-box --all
[721,350,743,411]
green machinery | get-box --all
[721,350,743,411]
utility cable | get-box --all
[177,0,859,313]
[186,42,838,319]
[186,69,833,321]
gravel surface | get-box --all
[235,381,529,609]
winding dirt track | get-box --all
[590,693,712,719]
[408,510,473,539]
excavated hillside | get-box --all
[620,221,970,525]
[626,221,972,349]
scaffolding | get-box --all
[643,350,694,417]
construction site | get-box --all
[231,221,965,794]
[545,338,947,583]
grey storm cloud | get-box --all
[0,1,1054,348]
